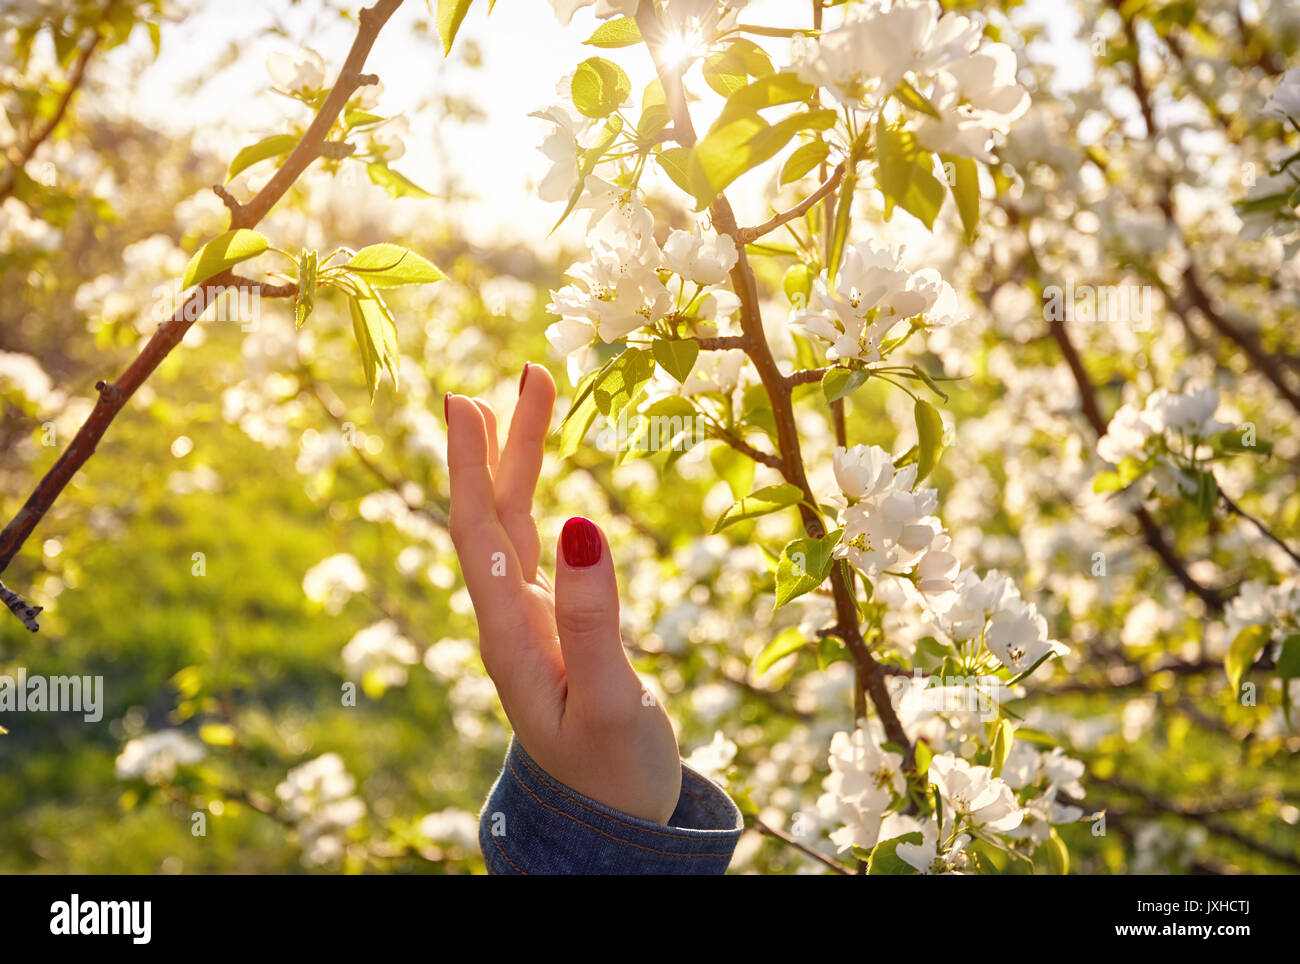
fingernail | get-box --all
[518,363,529,396]
[443,392,451,424]
[561,517,601,568]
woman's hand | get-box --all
[444,363,681,825]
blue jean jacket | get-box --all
[479,738,743,874]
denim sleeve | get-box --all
[478,737,743,875]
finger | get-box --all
[553,516,637,705]
[496,362,556,579]
[446,393,524,620]
[473,397,500,475]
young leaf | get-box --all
[346,243,445,287]
[295,248,318,328]
[822,367,868,404]
[877,115,945,229]
[867,833,924,875]
[1225,624,1269,695]
[780,139,830,185]
[753,626,809,676]
[914,398,944,482]
[712,483,803,533]
[941,153,981,244]
[652,339,699,384]
[584,16,641,48]
[990,718,1013,778]
[182,229,269,288]
[774,531,839,608]
[571,56,631,118]
[436,0,474,54]
[367,162,435,199]
[227,133,298,181]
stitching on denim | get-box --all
[512,749,710,842]
[680,781,720,820]
[507,755,731,859]
[491,830,526,875]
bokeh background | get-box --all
[2,0,1299,873]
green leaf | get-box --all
[1225,624,1269,695]
[592,347,655,417]
[713,483,803,533]
[877,115,946,229]
[990,718,1013,778]
[783,263,813,307]
[1045,827,1069,875]
[780,139,830,185]
[652,339,699,384]
[348,281,400,398]
[584,16,641,48]
[774,531,839,608]
[346,243,445,287]
[1093,471,1124,494]
[436,0,474,54]
[182,229,269,288]
[366,162,435,199]
[822,367,868,404]
[893,79,941,118]
[295,248,318,328]
[572,56,631,119]
[717,73,815,123]
[867,833,923,875]
[638,78,669,141]
[689,108,835,210]
[914,398,944,482]
[941,153,980,245]
[754,626,809,676]
[226,133,298,182]
[655,145,694,195]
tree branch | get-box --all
[0,0,407,616]
[636,1,914,769]
[736,162,846,244]
[0,1,113,202]
[752,817,853,874]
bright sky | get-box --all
[113,0,1085,252]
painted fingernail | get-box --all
[561,517,601,568]
[443,392,451,424]
[519,363,529,396]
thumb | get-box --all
[553,516,636,703]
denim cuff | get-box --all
[479,737,743,875]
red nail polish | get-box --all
[443,392,451,424]
[561,517,601,568]
[519,363,529,396]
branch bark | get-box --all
[636,2,914,768]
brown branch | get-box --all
[1111,2,1300,417]
[752,817,853,874]
[709,429,782,470]
[1218,488,1300,569]
[736,162,846,244]
[0,0,406,604]
[636,1,914,770]
[694,335,748,351]
[0,1,113,202]
[0,578,42,632]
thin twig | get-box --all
[736,162,846,244]
[753,817,853,874]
